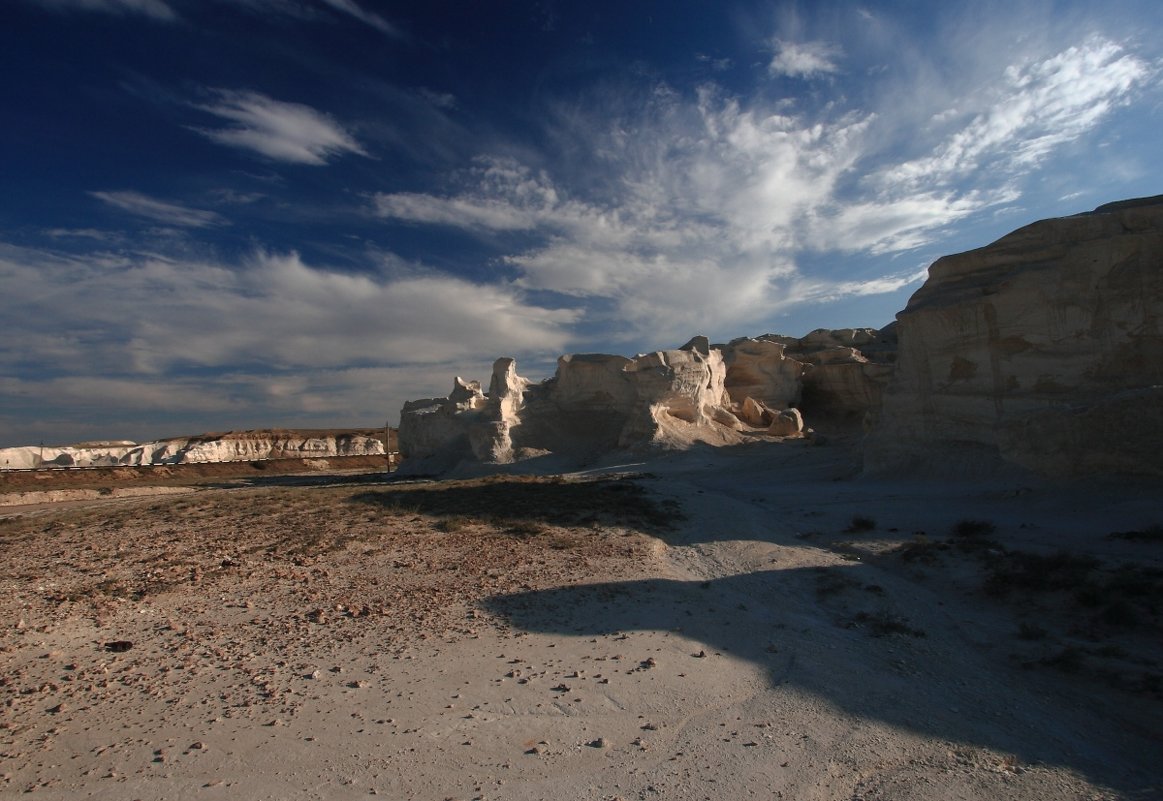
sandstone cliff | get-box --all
[864,196,1163,477]
[397,331,895,474]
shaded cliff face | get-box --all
[865,196,1163,477]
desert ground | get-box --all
[1,441,1161,800]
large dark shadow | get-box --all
[348,476,684,534]
[482,565,1162,797]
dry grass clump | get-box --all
[845,515,877,533]
[982,550,1101,596]
[951,519,997,538]
[848,610,926,638]
[890,533,945,564]
[1105,524,1163,543]
[880,517,1162,695]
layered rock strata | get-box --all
[0,431,386,469]
[864,196,1163,477]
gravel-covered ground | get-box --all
[2,449,1161,800]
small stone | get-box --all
[589,737,611,749]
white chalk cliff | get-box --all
[400,195,1162,478]
[0,431,385,470]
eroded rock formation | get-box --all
[400,196,1162,478]
[398,330,895,473]
[864,196,1163,477]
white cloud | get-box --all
[419,88,457,109]
[809,187,1022,254]
[45,227,123,242]
[0,244,577,372]
[193,89,368,165]
[800,37,1152,255]
[90,190,228,228]
[375,96,884,343]
[316,0,399,36]
[768,39,842,78]
[25,0,176,20]
[0,242,581,441]
[879,38,1149,192]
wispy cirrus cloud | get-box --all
[90,190,228,228]
[373,35,1154,344]
[23,0,176,20]
[192,89,368,165]
[813,36,1151,253]
[879,38,1149,192]
[374,94,881,343]
[768,39,842,78]
[316,0,399,36]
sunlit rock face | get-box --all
[136,433,385,464]
[396,330,896,475]
[0,433,385,469]
[864,196,1163,477]
[397,348,743,473]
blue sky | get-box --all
[1,0,1160,446]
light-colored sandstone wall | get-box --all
[864,196,1163,477]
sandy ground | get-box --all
[2,440,1161,800]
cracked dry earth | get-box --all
[2,452,1162,801]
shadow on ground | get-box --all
[345,472,1160,795]
[482,565,1161,798]
[348,476,684,534]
